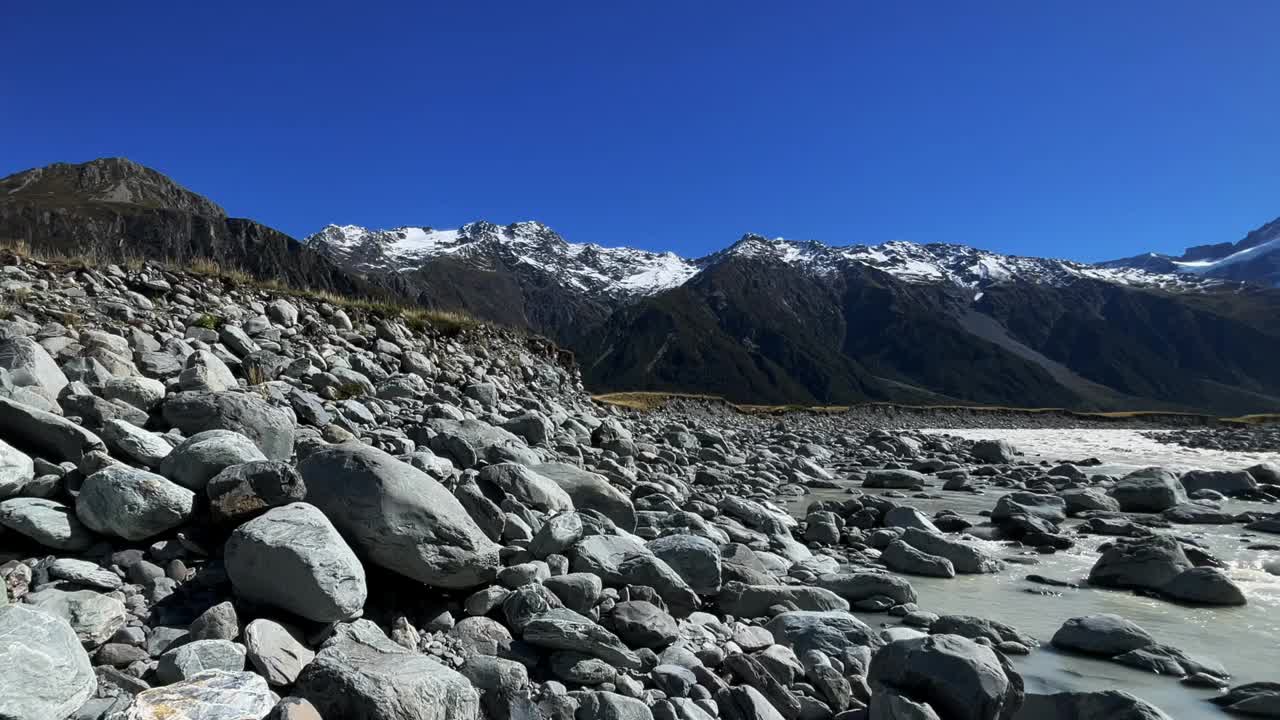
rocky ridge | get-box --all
[0,253,1275,720]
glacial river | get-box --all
[786,429,1280,719]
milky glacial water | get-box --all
[785,429,1280,719]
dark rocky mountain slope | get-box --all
[0,158,377,295]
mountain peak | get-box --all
[0,157,226,218]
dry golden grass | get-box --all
[0,239,481,336]
[593,391,1242,423]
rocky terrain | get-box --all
[1,252,1278,720]
[1145,425,1280,454]
[9,158,1280,415]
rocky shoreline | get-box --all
[1145,425,1280,454]
[0,256,1277,720]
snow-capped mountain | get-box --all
[1102,216,1280,287]
[305,221,698,297]
[710,234,1206,291]
[306,221,1211,299]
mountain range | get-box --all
[4,157,1280,414]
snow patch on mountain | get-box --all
[307,221,1217,298]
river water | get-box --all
[784,429,1280,719]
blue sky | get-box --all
[3,1,1277,261]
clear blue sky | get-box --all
[3,1,1277,261]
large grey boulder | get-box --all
[163,391,296,461]
[101,419,172,468]
[226,502,367,622]
[1161,567,1247,606]
[426,418,538,468]
[161,429,267,490]
[0,438,34,499]
[1209,683,1280,718]
[157,639,247,683]
[0,396,106,463]
[766,610,883,656]
[869,633,1022,720]
[571,534,699,615]
[0,336,68,400]
[1109,468,1187,513]
[880,539,956,578]
[971,438,1017,463]
[0,604,96,720]
[0,497,95,551]
[244,619,315,686]
[863,469,928,489]
[719,583,849,618]
[478,462,573,513]
[648,534,722,595]
[1051,614,1154,656]
[300,443,500,588]
[1179,469,1259,497]
[124,670,274,720]
[533,462,636,531]
[76,464,196,540]
[992,493,1067,524]
[817,572,918,605]
[207,460,307,525]
[1088,535,1193,592]
[295,624,479,720]
[1015,691,1172,720]
[103,375,166,412]
[521,608,643,669]
[179,349,238,393]
[900,528,1001,574]
[26,588,127,648]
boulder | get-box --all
[863,469,928,489]
[426,418,538,468]
[1087,535,1193,592]
[0,396,106,463]
[101,419,172,468]
[0,604,96,720]
[900,528,1001,574]
[294,622,481,717]
[522,608,643,669]
[157,639,247,683]
[226,502,367,622]
[0,336,68,400]
[533,462,636,531]
[1051,614,1154,656]
[972,439,1017,463]
[648,534,722,595]
[0,497,94,551]
[1179,469,1258,497]
[992,493,1067,524]
[207,460,307,525]
[0,438,34,499]
[300,443,500,588]
[1016,690,1172,720]
[718,582,849,618]
[816,572,918,605]
[880,539,955,578]
[124,670,274,720]
[1161,567,1247,606]
[766,610,883,656]
[478,462,573,513]
[869,633,1022,720]
[245,619,315,686]
[26,588,127,648]
[163,391,296,461]
[160,429,267,490]
[1109,468,1187,513]
[1209,683,1280,718]
[76,464,196,541]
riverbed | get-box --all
[785,428,1280,719]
